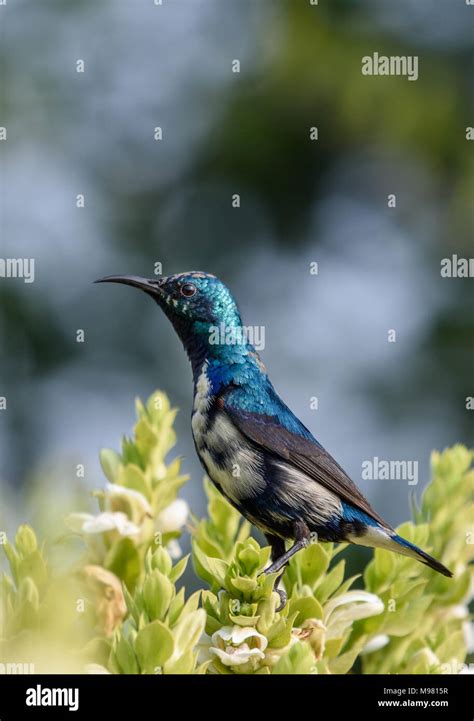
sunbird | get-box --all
[97,271,452,607]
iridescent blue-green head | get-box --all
[96,271,244,373]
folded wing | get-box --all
[224,402,390,530]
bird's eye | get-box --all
[180,283,197,298]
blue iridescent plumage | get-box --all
[97,270,452,606]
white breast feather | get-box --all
[195,409,266,503]
[273,461,342,524]
[191,364,211,441]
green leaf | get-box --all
[208,496,240,543]
[273,642,315,675]
[167,588,186,626]
[2,541,19,585]
[142,571,174,621]
[150,546,173,576]
[134,417,159,460]
[237,545,261,575]
[121,436,142,467]
[290,596,323,624]
[328,636,367,674]
[193,543,228,587]
[17,551,47,590]
[192,524,225,560]
[435,631,466,663]
[268,618,295,650]
[315,560,345,603]
[14,525,38,557]
[120,464,151,500]
[229,575,257,594]
[168,555,189,584]
[164,649,196,675]
[291,543,329,587]
[180,591,201,618]
[196,660,213,674]
[435,569,470,605]
[123,583,139,624]
[105,538,141,591]
[207,558,229,586]
[171,609,206,658]
[192,542,216,587]
[115,634,139,674]
[373,548,395,581]
[135,620,174,673]
[18,577,39,611]
[383,596,433,636]
[99,448,123,484]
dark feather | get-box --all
[224,404,391,529]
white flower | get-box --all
[83,512,140,536]
[156,498,189,534]
[324,591,384,639]
[105,483,152,517]
[65,511,140,537]
[166,538,183,559]
[360,634,390,655]
[65,512,94,534]
[292,619,326,660]
[209,626,268,670]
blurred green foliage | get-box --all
[2,390,471,674]
[65,391,190,591]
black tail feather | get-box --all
[392,534,452,577]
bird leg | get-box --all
[264,520,312,576]
[264,533,287,611]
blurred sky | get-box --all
[0,0,472,555]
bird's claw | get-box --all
[263,560,281,576]
[260,566,287,610]
[274,587,287,612]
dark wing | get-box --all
[224,403,390,529]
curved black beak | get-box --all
[94,274,164,298]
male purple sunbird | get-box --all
[96,271,452,607]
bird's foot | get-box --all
[274,586,287,612]
[261,566,288,610]
[264,559,284,576]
